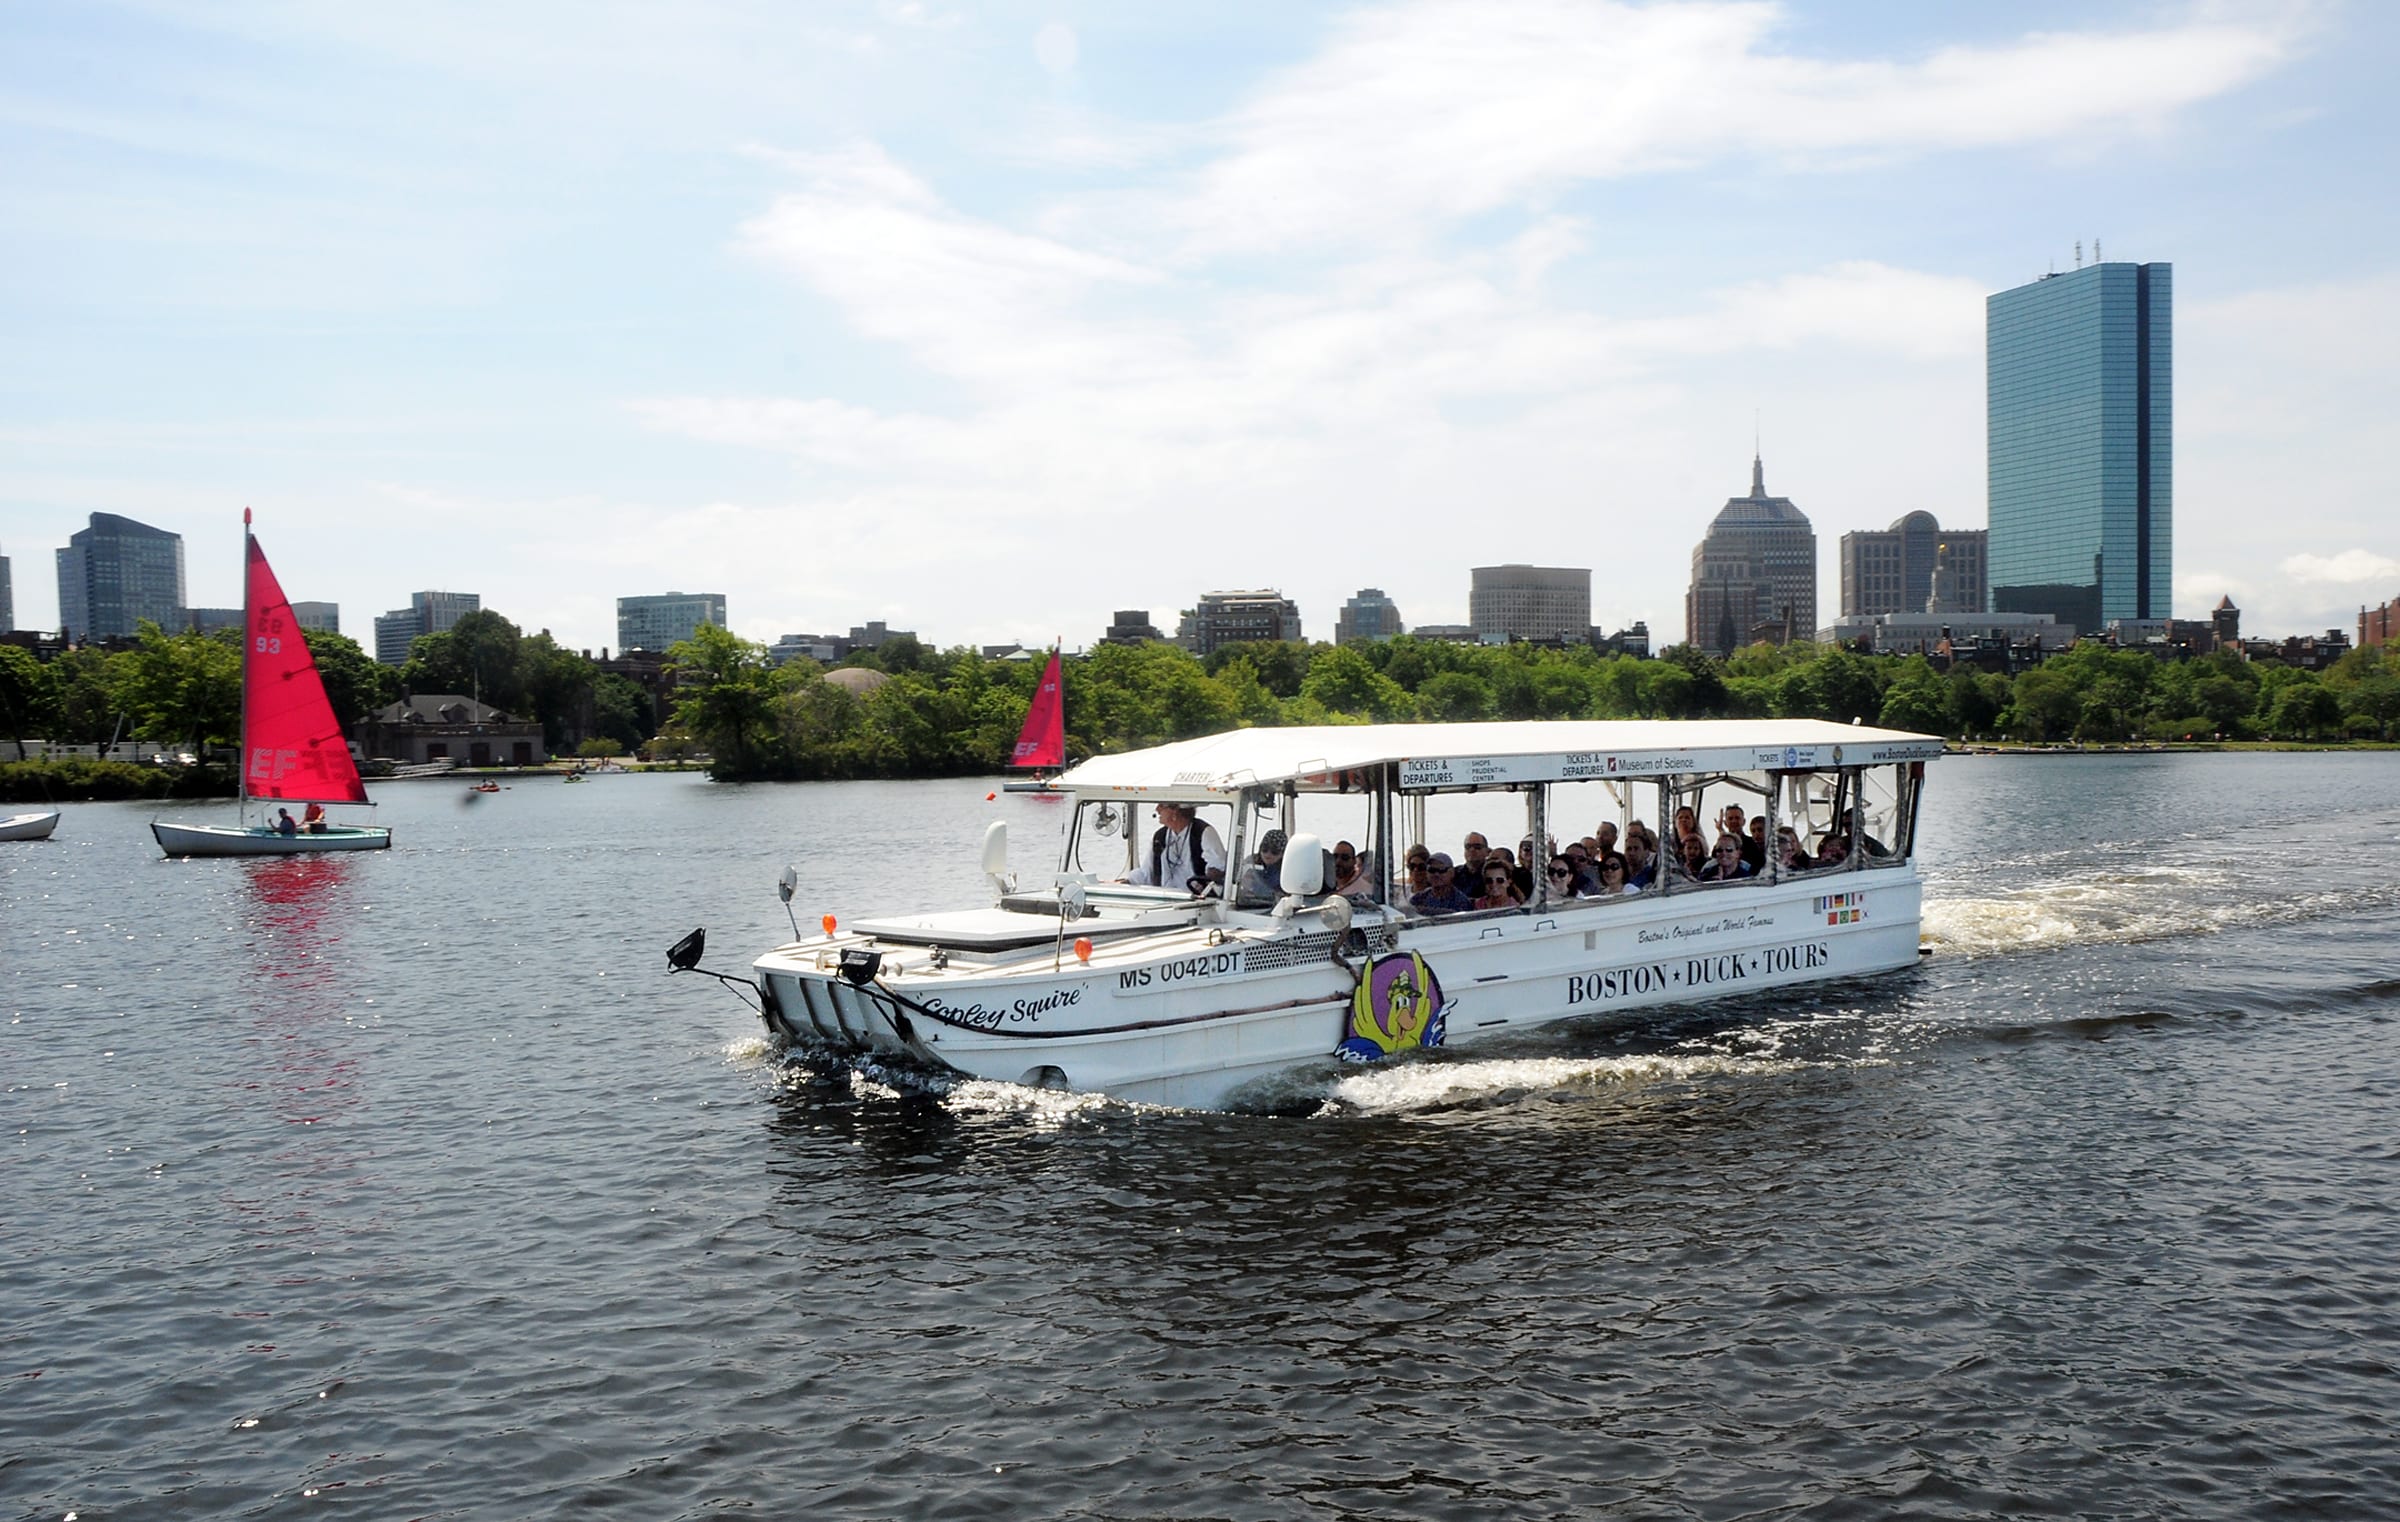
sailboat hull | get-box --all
[151,821,391,856]
[0,810,61,842]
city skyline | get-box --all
[2,4,2394,652]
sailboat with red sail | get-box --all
[1000,648,1066,794]
[152,512,393,856]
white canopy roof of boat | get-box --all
[1051,720,1942,800]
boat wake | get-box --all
[1315,1048,1821,1116]
[1923,868,2400,959]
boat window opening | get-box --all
[1853,764,1916,869]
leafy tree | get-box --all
[303,630,398,729]
[0,646,60,759]
[592,672,655,753]
[48,649,121,747]
[1301,645,1413,721]
[1947,669,2008,737]
[2266,679,2341,740]
[1878,657,1950,734]
[400,610,526,711]
[667,623,778,776]
[108,622,241,755]
[1416,670,1489,723]
[2005,667,2080,741]
[1654,645,1727,716]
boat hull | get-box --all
[152,820,392,856]
[0,810,61,842]
[755,869,1923,1109]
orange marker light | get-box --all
[821,914,838,936]
[986,791,997,801]
[1073,937,1093,964]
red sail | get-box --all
[1010,651,1066,769]
[243,533,369,804]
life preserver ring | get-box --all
[1337,951,1445,1063]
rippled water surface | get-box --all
[7,756,2399,1519]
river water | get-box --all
[6,755,2397,1520]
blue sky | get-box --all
[3,0,2394,653]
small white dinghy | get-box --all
[0,810,61,843]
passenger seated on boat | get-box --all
[1718,804,1764,873]
[1596,852,1635,895]
[1124,803,1226,895]
[1748,815,1767,868]
[302,802,327,834]
[1473,860,1522,910]
[1410,853,1476,916]
[274,807,298,836]
[1700,833,1753,881]
[1673,832,1709,881]
[1592,821,1619,856]
[1461,833,1491,877]
[1495,846,1534,901]
[1330,842,1376,902]
[1561,842,1600,894]
[1402,846,1433,900]
[1811,832,1850,869]
[1236,829,1288,905]
[1622,833,1658,890]
[1774,827,1813,874]
[1673,806,1703,853]
[1543,854,1583,899]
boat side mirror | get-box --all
[981,819,1009,876]
[1281,832,1324,897]
[777,865,798,904]
[668,927,706,971]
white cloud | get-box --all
[1160,0,2298,252]
[2282,549,2400,584]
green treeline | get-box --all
[0,610,657,797]
[663,625,2400,782]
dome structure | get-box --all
[824,666,891,695]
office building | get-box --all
[373,590,482,666]
[292,602,339,633]
[1988,259,2172,628]
[1469,567,1586,644]
[2361,595,2398,651]
[1685,456,1817,655]
[1840,513,1988,619]
[55,513,186,641]
[1102,610,1165,645]
[1335,589,1405,644]
[1176,591,1302,655]
[1819,610,2072,656]
[0,543,12,632]
[617,592,727,654]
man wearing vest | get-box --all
[1124,802,1226,895]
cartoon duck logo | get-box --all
[1337,952,1447,1063]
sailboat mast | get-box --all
[238,507,252,816]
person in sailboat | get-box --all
[1122,803,1226,896]
[302,802,327,834]
[275,807,298,836]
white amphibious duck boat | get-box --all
[692,720,1941,1110]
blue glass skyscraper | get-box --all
[1986,261,2171,629]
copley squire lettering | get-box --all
[920,985,1083,1031]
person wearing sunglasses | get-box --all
[1594,851,1636,896]
[1326,840,1374,902]
[1473,861,1522,910]
[1700,832,1753,882]
[1544,854,1584,901]
[1410,852,1476,916]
